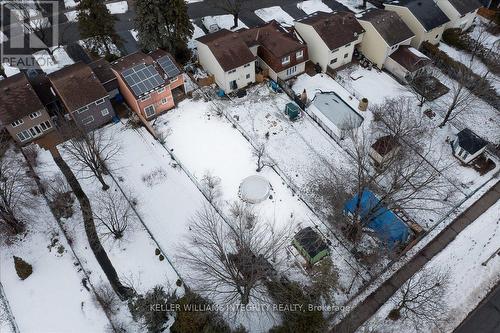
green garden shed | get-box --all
[284,102,300,121]
[292,227,330,265]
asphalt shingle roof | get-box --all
[359,9,414,46]
[456,128,488,154]
[448,0,482,16]
[387,0,450,31]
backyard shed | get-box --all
[285,102,300,120]
[292,227,330,265]
[452,128,488,164]
[344,189,410,247]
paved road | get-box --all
[454,281,500,333]
[332,180,500,333]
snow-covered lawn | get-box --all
[1,63,20,77]
[255,6,295,27]
[362,199,500,333]
[297,0,333,14]
[0,150,110,333]
[33,46,74,74]
[106,1,128,14]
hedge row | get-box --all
[442,28,500,75]
[421,41,500,110]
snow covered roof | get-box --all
[456,128,488,154]
[309,92,363,131]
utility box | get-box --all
[285,102,300,121]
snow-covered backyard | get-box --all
[362,199,500,333]
[33,47,74,74]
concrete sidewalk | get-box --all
[332,180,500,333]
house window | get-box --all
[29,111,41,119]
[81,116,94,125]
[170,77,179,83]
[144,105,155,118]
[157,87,166,93]
[101,108,109,116]
[244,63,251,68]
[228,69,236,74]
[29,126,42,137]
[344,53,349,58]
[77,106,89,114]
[161,97,168,105]
[16,130,31,142]
[296,50,304,59]
[282,55,290,65]
[286,66,297,76]
[11,119,24,127]
[435,34,439,39]
[40,120,52,131]
[345,43,351,47]
[330,58,337,64]
[331,48,339,53]
[95,98,105,105]
[246,73,250,79]
[140,94,150,101]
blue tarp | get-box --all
[344,189,409,247]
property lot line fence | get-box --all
[196,87,372,284]
[0,282,20,333]
[20,148,120,333]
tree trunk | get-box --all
[438,107,453,128]
[52,152,133,300]
[0,211,25,234]
[95,173,110,191]
[232,13,239,30]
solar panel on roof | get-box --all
[122,63,165,96]
[157,56,180,79]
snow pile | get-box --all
[297,0,333,14]
[203,14,248,31]
[0,31,8,43]
[255,6,295,26]
[64,10,78,22]
[64,0,78,9]
[33,47,74,74]
[239,175,271,204]
[1,63,21,77]
[106,1,128,14]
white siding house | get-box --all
[294,12,365,72]
[435,0,480,31]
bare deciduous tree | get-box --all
[200,171,222,205]
[63,131,120,190]
[388,268,449,332]
[179,203,292,308]
[253,143,275,172]
[0,142,34,235]
[93,190,135,240]
[207,0,246,29]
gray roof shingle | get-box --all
[358,9,415,46]
[387,0,450,31]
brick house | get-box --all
[48,62,115,132]
[0,73,54,145]
[111,50,185,121]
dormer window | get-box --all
[282,55,290,65]
[29,111,41,119]
[296,50,303,59]
[11,119,24,127]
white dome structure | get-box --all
[239,175,271,204]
